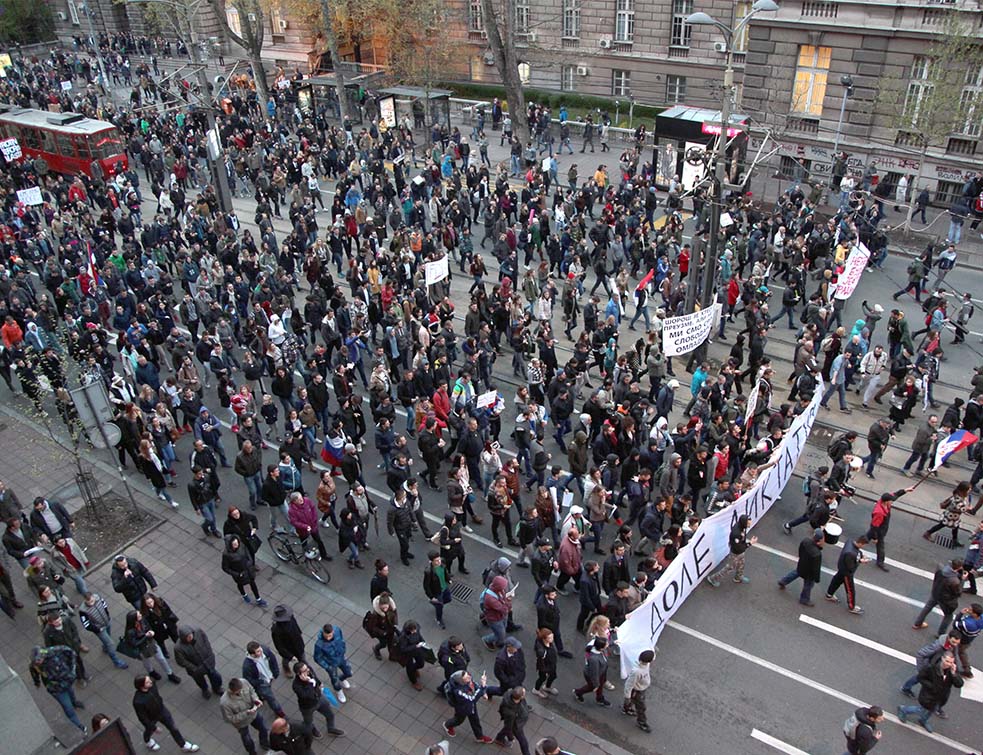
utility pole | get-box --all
[79,3,114,105]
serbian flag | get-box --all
[636,268,655,292]
[934,429,978,469]
[87,242,101,287]
[320,432,346,468]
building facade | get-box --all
[743,0,983,204]
[444,0,748,108]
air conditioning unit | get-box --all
[526,32,537,43]
[713,41,727,53]
[247,13,257,21]
[278,19,288,31]
[576,65,589,76]
[483,52,495,66]
[56,11,66,19]
[599,38,613,49]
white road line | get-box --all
[749,729,811,755]
[667,621,974,753]
[832,542,934,580]
[798,614,916,664]
[754,542,942,615]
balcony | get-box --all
[801,1,838,19]
[668,45,689,59]
[947,137,977,155]
[895,130,928,148]
[787,116,820,135]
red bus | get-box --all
[0,106,127,178]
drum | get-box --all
[824,522,843,546]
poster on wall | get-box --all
[680,141,707,191]
[655,142,677,186]
[379,96,396,129]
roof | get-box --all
[657,105,748,125]
[0,107,116,134]
[377,86,453,100]
[306,73,380,88]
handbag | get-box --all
[116,636,141,660]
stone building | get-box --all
[743,0,983,204]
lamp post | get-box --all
[681,0,778,364]
[76,3,114,104]
[127,0,233,214]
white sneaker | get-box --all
[147,741,161,752]
[305,549,319,560]
[341,679,351,689]
[181,744,200,753]
[170,501,179,509]
[157,493,167,501]
[337,689,347,703]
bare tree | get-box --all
[207,0,271,108]
[480,0,529,144]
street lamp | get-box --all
[76,3,114,104]
[831,74,855,158]
[680,0,779,363]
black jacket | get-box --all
[535,595,561,633]
[111,559,157,605]
[133,684,169,726]
[291,671,325,711]
[498,694,531,733]
[494,647,526,689]
[29,500,73,539]
[796,538,823,583]
[271,617,306,661]
[917,659,963,710]
[174,628,216,675]
[579,570,602,611]
[602,554,630,595]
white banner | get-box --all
[618,384,823,676]
[661,303,721,357]
[833,242,871,301]
[0,138,21,162]
[476,390,497,409]
[425,256,449,286]
[744,378,761,427]
[16,186,43,205]
[60,80,73,91]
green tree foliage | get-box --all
[0,0,56,45]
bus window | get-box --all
[56,132,75,157]
[20,127,40,150]
[93,130,122,159]
[41,129,56,153]
[75,135,92,160]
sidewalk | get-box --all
[0,402,631,755]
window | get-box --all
[959,65,983,137]
[270,6,285,35]
[935,180,961,205]
[615,0,635,43]
[514,0,530,34]
[563,0,581,39]
[226,7,242,37]
[903,56,934,127]
[468,0,483,33]
[518,62,531,85]
[671,0,693,47]
[612,69,631,97]
[561,65,576,92]
[779,155,810,182]
[734,1,751,52]
[67,1,80,25]
[791,45,831,116]
[666,75,687,104]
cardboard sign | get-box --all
[16,186,42,205]
[424,256,449,286]
[60,80,73,91]
[0,138,21,162]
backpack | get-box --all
[801,475,813,497]
[827,435,849,462]
[842,712,859,741]
[653,461,668,486]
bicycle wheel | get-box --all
[307,556,332,584]
[268,532,295,562]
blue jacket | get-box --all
[313,628,347,670]
[241,645,280,691]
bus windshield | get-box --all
[90,129,123,159]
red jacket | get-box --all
[870,499,891,528]
[432,388,451,423]
[483,576,512,623]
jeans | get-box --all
[197,498,220,535]
[269,502,291,531]
[821,382,847,410]
[861,450,882,476]
[243,471,262,508]
[50,687,85,731]
[237,714,270,754]
[300,697,336,736]
[322,658,353,691]
[68,572,88,595]
[898,703,932,726]
[779,570,816,603]
[903,450,929,473]
[94,625,127,665]
[913,598,955,634]
[483,618,507,648]
[629,304,651,330]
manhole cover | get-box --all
[933,532,953,549]
[451,583,475,603]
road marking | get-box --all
[667,621,974,752]
[754,542,942,615]
[798,614,916,664]
[749,729,811,755]
[832,542,934,580]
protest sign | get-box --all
[17,186,42,205]
[0,138,21,162]
[60,80,73,91]
[833,242,871,301]
[618,383,822,676]
[661,304,720,357]
[425,256,449,286]
[476,390,497,409]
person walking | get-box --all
[220,678,271,755]
[622,648,655,733]
[825,535,870,615]
[242,641,287,717]
[442,670,494,744]
[864,488,912,571]
[174,626,224,699]
[313,623,353,703]
[30,644,87,734]
[897,653,963,733]
[573,637,611,706]
[923,481,971,547]
[495,686,532,753]
[843,705,884,755]
[707,515,757,586]
[482,575,513,650]
[222,535,268,606]
[424,551,453,630]
[778,528,826,606]
[953,603,983,676]
[913,559,966,634]
[532,628,559,698]
[291,661,346,740]
[111,554,157,609]
[122,609,180,683]
[132,675,200,752]
[271,604,306,678]
[78,592,129,669]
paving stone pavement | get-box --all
[0,410,634,755]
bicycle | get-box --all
[267,530,332,584]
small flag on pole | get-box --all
[934,429,978,470]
